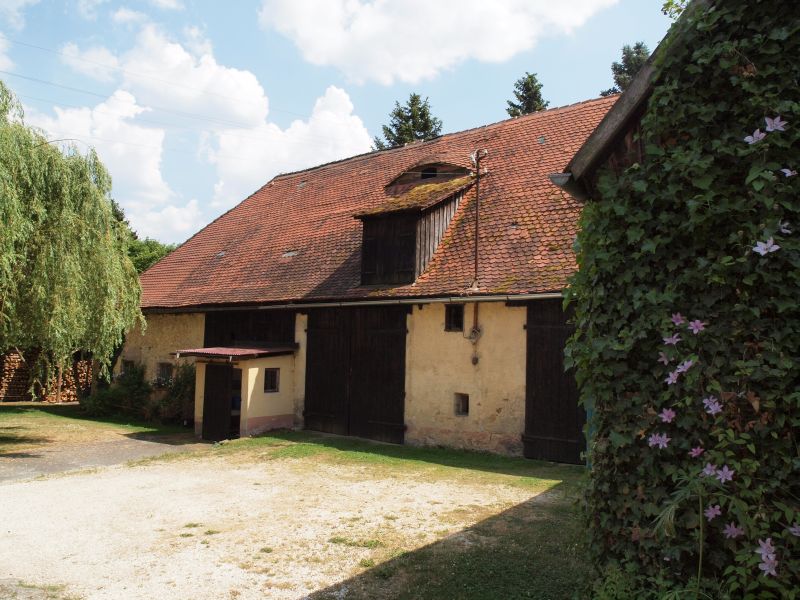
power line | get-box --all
[0,69,265,129]
[18,92,360,147]
[3,36,310,119]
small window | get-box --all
[420,166,437,179]
[122,360,135,374]
[454,393,469,416]
[264,368,280,393]
[444,304,464,332]
[157,362,173,381]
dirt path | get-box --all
[0,434,204,482]
[0,454,539,600]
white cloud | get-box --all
[0,35,13,70]
[148,0,183,10]
[208,85,372,209]
[182,25,212,58]
[111,7,148,25]
[259,0,619,84]
[120,25,269,128]
[26,91,202,242]
[0,0,39,29]
[77,0,108,20]
[60,42,120,82]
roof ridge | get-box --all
[269,95,617,182]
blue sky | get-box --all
[1,0,672,242]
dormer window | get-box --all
[355,173,476,286]
[420,166,437,179]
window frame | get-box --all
[263,368,280,393]
[454,393,470,416]
[444,304,465,332]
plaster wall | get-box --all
[241,355,295,435]
[404,302,527,455]
[118,312,205,380]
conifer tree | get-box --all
[373,93,443,150]
[506,72,549,117]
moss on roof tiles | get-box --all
[355,175,474,218]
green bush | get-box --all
[82,363,151,417]
[567,2,799,597]
[158,363,195,424]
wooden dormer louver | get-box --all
[354,173,474,286]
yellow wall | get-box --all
[404,302,527,455]
[119,312,205,380]
[241,355,295,434]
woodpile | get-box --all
[0,351,93,403]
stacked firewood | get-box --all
[0,351,33,402]
[0,351,93,403]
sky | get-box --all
[1,0,673,243]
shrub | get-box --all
[81,363,151,417]
[567,1,799,597]
[158,363,195,424]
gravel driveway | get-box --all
[0,451,540,600]
[0,434,204,482]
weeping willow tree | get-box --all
[0,80,141,392]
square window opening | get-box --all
[122,360,135,374]
[264,368,280,393]
[156,362,173,381]
[454,393,469,416]
[445,304,464,332]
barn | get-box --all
[120,96,615,464]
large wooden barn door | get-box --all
[304,309,350,436]
[523,300,585,464]
[202,363,234,442]
[348,307,407,444]
[304,306,407,444]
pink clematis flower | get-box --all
[704,505,722,521]
[755,538,778,576]
[663,333,681,346]
[689,446,704,458]
[670,313,686,326]
[676,359,695,373]
[781,168,797,177]
[658,352,671,365]
[665,371,679,385]
[753,238,780,255]
[659,408,676,423]
[703,396,723,415]
[788,523,800,537]
[716,464,735,484]
[687,320,706,334]
[702,462,717,477]
[765,116,787,132]
[779,221,792,234]
[744,129,766,144]
[647,432,670,449]
[723,522,745,539]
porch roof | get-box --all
[174,346,297,360]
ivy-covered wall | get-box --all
[566,1,799,597]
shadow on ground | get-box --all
[308,483,588,600]
[252,429,582,482]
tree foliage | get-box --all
[568,1,799,597]
[600,42,650,96]
[506,72,549,117]
[128,237,176,273]
[373,93,443,150]
[0,80,142,380]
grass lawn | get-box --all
[0,402,186,455]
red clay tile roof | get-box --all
[141,96,616,310]
[174,347,296,359]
